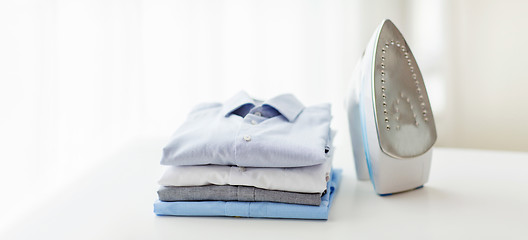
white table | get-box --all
[2,138,527,240]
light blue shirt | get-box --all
[153,169,341,220]
[161,91,332,167]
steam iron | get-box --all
[346,19,437,195]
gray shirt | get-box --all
[157,185,323,206]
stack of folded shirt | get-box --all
[153,91,342,220]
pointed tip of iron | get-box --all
[380,19,396,31]
[375,19,398,39]
[380,19,392,26]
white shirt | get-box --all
[158,152,333,193]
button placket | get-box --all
[243,115,259,142]
[235,112,261,166]
[235,116,255,167]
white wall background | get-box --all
[0,0,526,233]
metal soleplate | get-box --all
[373,20,437,159]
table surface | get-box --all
[2,138,528,240]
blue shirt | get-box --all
[161,91,332,167]
[153,169,341,220]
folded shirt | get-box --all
[161,91,332,168]
[158,185,323,206]
[153,169,342,220]
[158,149,333,193]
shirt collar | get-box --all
[222,91,255,117]
[223,91,305,122]
[263,94,304,122]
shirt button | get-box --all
[254,112,261,117]
[251,120,257,125]
[243,135,251,142]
